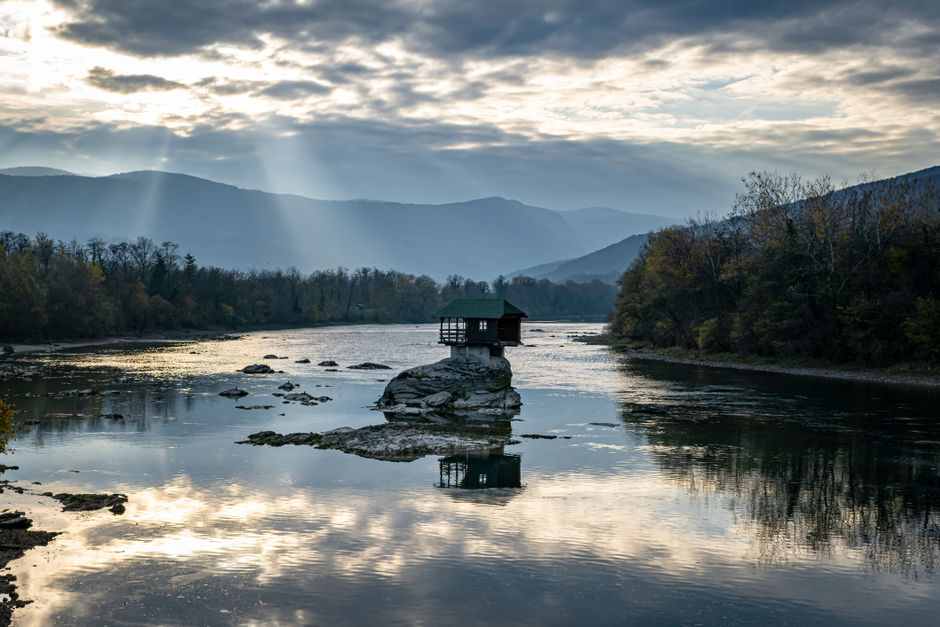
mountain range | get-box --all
[0,168,676,281]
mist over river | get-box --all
[2,323,939,625]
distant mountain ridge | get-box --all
[0,169,674,280]
[0,166,75,177]
[510,233,650,285]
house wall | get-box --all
[464,318,499,343]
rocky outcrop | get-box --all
[240,364,274,374]
[348,362,391,370]
[51,493,128,514]
[238,422,511,461]
[376,355,521,415]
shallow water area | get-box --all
[2,323,940,625]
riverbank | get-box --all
[614,345,940,388]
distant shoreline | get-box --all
[4,332,238,356]
[615,347,940,388]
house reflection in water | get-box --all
[438,450,522,489]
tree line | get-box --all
[0,232,616,341]
[609,172,940,365]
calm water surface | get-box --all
[3,323,940,625]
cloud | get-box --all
[85,66,183,93]
[50,1,940,61]
[893,78,940,105]
[258,80,332,100]
[51,0,415,57]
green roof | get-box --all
[436,298,528,319]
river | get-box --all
[2,322,939,625]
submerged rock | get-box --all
[318,360,338,367]
[278,381,296,391]
[377,355,521,415]
[219,387,249,398]
[238,431,322,447]
[348,362,391,370]
[627,403,669,415]
[238,422,510,461]
[283,392,314,402]
[49,388,97,398]
[295,358,311,364]
[240,364,274,374]
[52,493,128,514]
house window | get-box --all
[479,321,488,331]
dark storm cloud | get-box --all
[52,1,940,60]
[85,66,184,93]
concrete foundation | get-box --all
[450,345,504,361]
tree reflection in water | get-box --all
[623,405,940,576]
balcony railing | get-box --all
[439,329,467,344]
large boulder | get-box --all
[377,355,521,414]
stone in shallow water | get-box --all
[377,355,521,414]
[237,421,511,461]
[348,362,391,370]
[240,364,274,374]
[52,493,128,514]
[627,403,668,414]
[219,388,249,398]
[283,392,314,402]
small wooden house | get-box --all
[437,298,527,359]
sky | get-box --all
[0,0,938,217]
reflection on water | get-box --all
[3,324,940,624]
[618,358,940,578]
[439,451,522,489]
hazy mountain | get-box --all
[559,206,677,251]
[0,166,75,177]
[0,170,601,280]
[511,233,649,284]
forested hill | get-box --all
[609,168,940,365]
[0,232,616,342]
